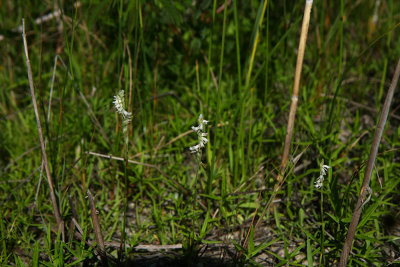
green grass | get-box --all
[1,0,400,266]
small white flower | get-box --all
[314,179,323,189]
[113,91,124,112]
[189,144,201,154]
[320,165,330,176]
[189,114,209,155]
[200,137,208,145]
[314,162,330,189]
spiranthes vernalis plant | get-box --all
[113,89,132,254]
[314,160,330,265]
[189,114,209,156]
[314,161,330,189]
[113,90,132,146]
[187,114,208,243]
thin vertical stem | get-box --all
[339,57,400,266]
[319,190,325,265]
[121,116,130,257]
[217,0,228,90]
[279,0,313,179]
[206,0,218,110]
[264,1,270,104]
[326,0,344,135]
[233,0,242,91]
[121,147,128,256]
[22,19,64,236]
[233,1,243,184]
[245,0,269,89]
[192,154,201,239]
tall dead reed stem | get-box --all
[22,19,64,237]
[279,0,313,180]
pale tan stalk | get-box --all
[279,0,313,181]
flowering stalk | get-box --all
[314,161,330,189]
[189,114,209,156]
[113,90,132,256]
[188,114,208,242]
[113,90,132,147]
[314,160,330,265]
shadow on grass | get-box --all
[83,252,236,267]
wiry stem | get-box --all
[339,57,400,266]
[22,19,64,237]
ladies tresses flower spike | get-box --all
[314,162,330,189]
[189,114,208,154]
[113,90,132,124]
[113,90,132,146]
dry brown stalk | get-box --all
[339,57,400,266]
[279,0,313,181]
[21,19,64,237]
[87,189,107,265]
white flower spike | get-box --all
[314,162,330,189]
[114,90,132,146]
[189,114,209,154]
[113,90,132,124]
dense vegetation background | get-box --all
[1,0,400,266]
